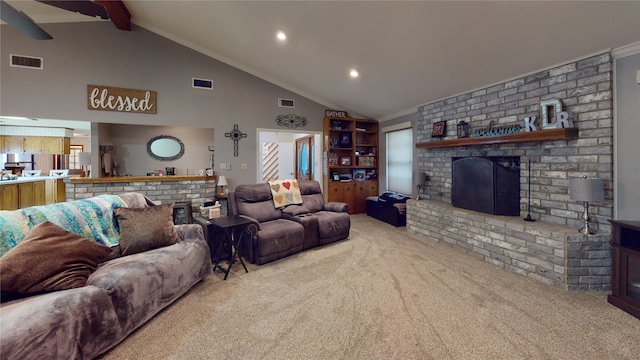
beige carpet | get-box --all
[100,214,640,360]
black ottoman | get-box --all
[366,196,406,227]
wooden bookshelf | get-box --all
[323,116,379,213]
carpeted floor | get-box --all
[100,214,640,360]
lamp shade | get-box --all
[78,152,92,166]
[217,175,227,187]
[569,177,604,202]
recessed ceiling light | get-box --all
[350,69,359,78]
[276,31,286,41]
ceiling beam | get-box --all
[96,0,131,31]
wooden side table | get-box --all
[208,215,252,280]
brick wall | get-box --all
[64,178,216,217]
[407,200,611,290]
[416,52,613,233]
[410,52,614,290]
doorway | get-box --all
[257,129,322,187]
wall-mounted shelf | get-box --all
[416,128,578,149]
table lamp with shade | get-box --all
[569,176,604,234]
[78,152,91,178]
[217,175,228,196]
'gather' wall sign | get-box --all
[87,85,156,114]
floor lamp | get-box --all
[569,176,604,234]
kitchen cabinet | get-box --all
[45,178,66,204]
[1,184,19,210]
[42,137,70,154]
[0,136,70,154]
[33,181,46,206]
[2,136,24,153]
[23,136,43,153]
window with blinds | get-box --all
[386,127,412,195]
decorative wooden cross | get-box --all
[225,124,247,157]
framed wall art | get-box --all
[432,121,446,137]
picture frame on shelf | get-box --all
[329,153,338,165]
[332,172,340,181]
[340,157,351,166]
[353,169,366,181]
[340,132,352,147]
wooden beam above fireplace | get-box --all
[416,128,578,149]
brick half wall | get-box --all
[407,199,611,290]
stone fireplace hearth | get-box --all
[409,52,614,290]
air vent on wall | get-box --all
[278,98,295,108]
[10,54,43,70]
[192,78,213,90]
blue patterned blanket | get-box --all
[0,195,128,257]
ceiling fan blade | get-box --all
[0,0,53,40]
[36,0,108,20]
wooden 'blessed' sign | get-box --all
[87,85,156,114]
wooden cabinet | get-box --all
[0,136,70,154]
[23,136,43,153]
[33,181,46,206]
[2,136,24,153]
[323,116,379,213]
[45,178,66,204]
[1,184,19,210]
[353,181,378,214]
[0,181,47,210]
[42,137,70,154]
[328,181,354,212]
[608,220,640,319]
[18,182,34,208]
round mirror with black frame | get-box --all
[147,135,185,161]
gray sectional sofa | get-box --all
[0,193,212,360]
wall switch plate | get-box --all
[226,164,231,170]
[241,163,247,169]
[219,163,226,169]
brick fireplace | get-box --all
[408,52,614,290]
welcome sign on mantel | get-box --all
[87,85,156,114]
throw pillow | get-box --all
[268,179,303,209]
[115,203,178,256]
[0,221,112,294]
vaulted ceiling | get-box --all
[4,1,640,121]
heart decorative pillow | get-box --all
[267,179,302,209]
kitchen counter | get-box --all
[0,175,69,185]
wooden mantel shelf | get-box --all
[416,128,578,149]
